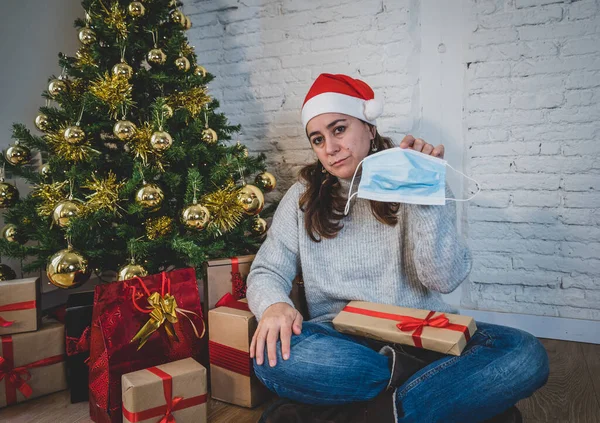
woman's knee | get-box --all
[501,328,549,392]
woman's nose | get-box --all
[324,136,340,154]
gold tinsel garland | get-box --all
[32,180,69,217]
[201,181,244,235]
[75,47,97,68]
[44,126,94,162]
[181,43,195,58]
[82,171,125,215]
[99,0,128,39]
[167,87,211,119]
[145,216,174,240]
[90,72,133,119]
[126,122,164,171]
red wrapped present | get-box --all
[88,268,206,423]
[0,321,67,408]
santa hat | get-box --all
[301,73,384,130]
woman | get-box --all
[246,73,549,423]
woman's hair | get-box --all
[298,126,400,242]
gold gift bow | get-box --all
[130,291,205,351]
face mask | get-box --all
[344,147,481,215]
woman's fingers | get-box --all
[292,312,303,335]
[422,143,434,155]
[414,138,426,152]
[432,144,445,159]
[266,327,279,367]
[399,135,416,149]
[249,326,258,359]
[280,324,292,361]
[254,326,267,365]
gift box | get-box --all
[201,255,254,313]
[121,358,207,423]
[208,294,270,408]
[332,301,477,356]
[88,268,206,423]
[0,277,40,336]
[201,255,307,319]
[65,291,94,403]
[0,321,67,408]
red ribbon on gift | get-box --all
[208,340,252,377]
[122,366,207,423]
[341,306,471,348]
[66,325,91,357]
[0,335,64,405]
[0,301,36,328]
[231,257,247,300]
[215,292,250,312]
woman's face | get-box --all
[306,113,376,180]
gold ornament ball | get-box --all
[184,15,192,30]
[162,104,173,119]
[201,128,218,144]
[113,120,137,141]
[170,9,185,24]
[135,184,164,211]
[117,263,148,281]
[175,56,190,72]
[41,163,51,179]
[78,27,96,45]
[182,203,210,230]
[5,143,32,166]
[0,264,17,281]
[127,1,145,17]
[194,66,207,77]
[147,48,166,65]
[238,184,264,215]
[251,216,268,236]
[34,113,50,132]
[150,131,173,152]
[47,248,91,289]
[2,224,22,243]
[63,126,86,144]
[0,183,19,208]
[112,61,134,79]
[52,199,82,228]
[48,79,68,96]
[255,172,277,193]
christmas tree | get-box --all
[0,0,276,288]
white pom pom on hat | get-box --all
[301,73,384,130]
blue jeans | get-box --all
[253,321,549,423]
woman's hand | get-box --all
[249,302,303,367]
[399,135,445,159]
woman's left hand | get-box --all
[399,135,445,159]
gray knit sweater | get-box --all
[246,176,473,323]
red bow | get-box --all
[1,336,64,405]
[230,257,247,299]
[395,311,450,348]
[0,301,36,327]
[215,292,250,312]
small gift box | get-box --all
[0,321,67,408]
[201,255,254,313]
[332,301,477,356]
[121,358,207,423]
[208,294,270,408]
[65,291,94,403]
[0,277,40,336]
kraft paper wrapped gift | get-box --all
[332,301,477,356]
[201,255,254,312]
[121,358,207,423]
[0,277,40,336]
[208,295,270,408]
[0,321,67,408]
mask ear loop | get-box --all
[344,157,368,215]
[444,163,482,202]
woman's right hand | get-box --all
[249,302,303,367]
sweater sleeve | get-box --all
[403,185,473,294]
[246,182,302,321]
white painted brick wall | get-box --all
[465,0,600,321]
[184,0,600,321]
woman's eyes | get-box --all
[311,126,345,145]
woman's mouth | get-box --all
[331,157,348,167]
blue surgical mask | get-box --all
[344,147,481,215]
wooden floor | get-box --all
[1,338,599,423]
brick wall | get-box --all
[184,0,600,321]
